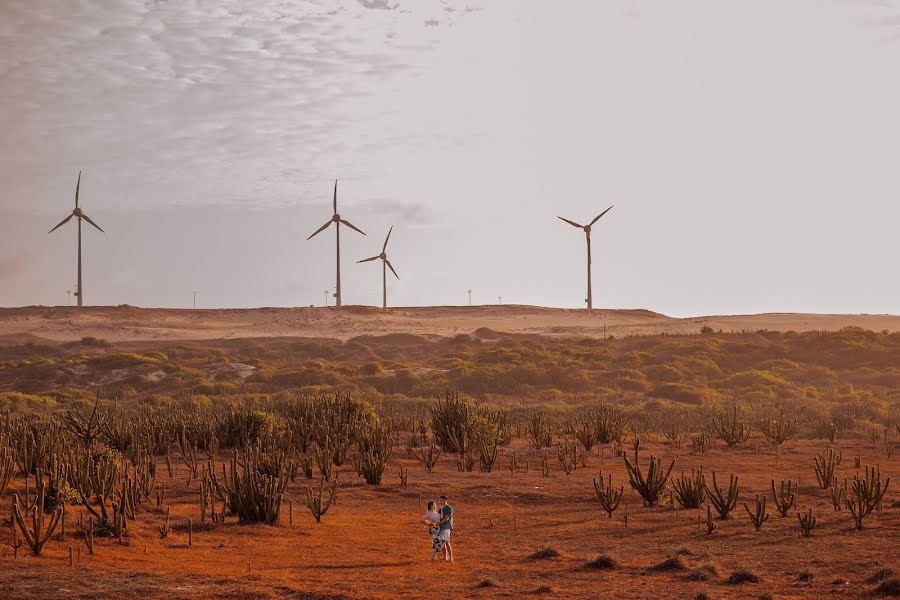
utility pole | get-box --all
[467,290,472,306]
[193,291,199,310]
[324,289,329,307]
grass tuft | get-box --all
[648,556,687,572]
[726,569,759,584]
[584,555,618,570]
[873,578,900,597]
[528,545,560,560]
[687,563,720,581]
[868,569,897,584]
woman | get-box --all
[421,500,443,560]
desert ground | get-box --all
[1,304,898,342]
[0,306,896,599]
[1,438,897,599]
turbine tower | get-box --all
[48,172,104,308]
[557,205,613,311]
[358,226,399,309]
[307,180,366,309]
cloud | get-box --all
[0,0,485,217]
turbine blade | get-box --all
[48,213,74,234]
[385,259,399,280]
[357,256,380,263]
[81,213,104,233]
[557,216,583,228]
[333,179,338,214]
[307,220,333,240]
[382,225,393,253]
[340,219,365,235]
[75,171,82,208]
[589,205,614,226]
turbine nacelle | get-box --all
[332,213,341,222]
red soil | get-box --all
[1,439,897,599]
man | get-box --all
[437,495,453,562]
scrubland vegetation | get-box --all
[2,327,897,439]
[0,327,896,598]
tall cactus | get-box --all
[672,467,706,509]
[208,447,287,524]
[814,448,841,489]
[305,477,338,523]
[623,439,674,507]
[712,406,751,447]
[592,471,623,518]
[12,469,63,556]
[743,494,769,531]
[706,471,738,519]
[846,464,890,530]
[770,479,796,517]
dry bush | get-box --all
[726,569,760,584]
[584,555,618,570]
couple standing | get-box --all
[421,495,453,562]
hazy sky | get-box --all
[1,0,898,316]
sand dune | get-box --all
[0,305,896,343]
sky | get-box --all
[1,0,899,316]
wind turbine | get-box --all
[48,172,104,308]
[357,226,399,309]
[307,180,366,309]
[557,205,613,311]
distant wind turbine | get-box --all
[48,172,104,308]
[307,180,366,309]
[557,205,613,311]
[357,226,399,309]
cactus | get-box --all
[456,450,475,473]
[557,438,578,475]
[712,406,751,447]
[412,440,442,472]
[351,422,392,485]
[207,447,288,524]
[314,440,334,480]
[507,452,519,476]
[592,471,623,518]
[705,505,716,535]
[573,418,596,452]
[672,468,707,509]
[0,442,14,497]
[759,410,797,447]
[398,465,408,488]
[846,464,890,530]
[12,470,63,556]
[797,507,816,537]
[541,453,550,477]
[690,431,710,455]
[526,410,552,450]
[158,506,171,539]
[706,471,738,519]
[61,395,109,448]
[829,478,846,511]
[622,439,674,507]
[770,479,796,517]
[813,448,841,489]
[305,477,338,523]
[298,455,314,479]
[743,494,769,531]
[84,516,94,554]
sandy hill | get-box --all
[0,305,896,343]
